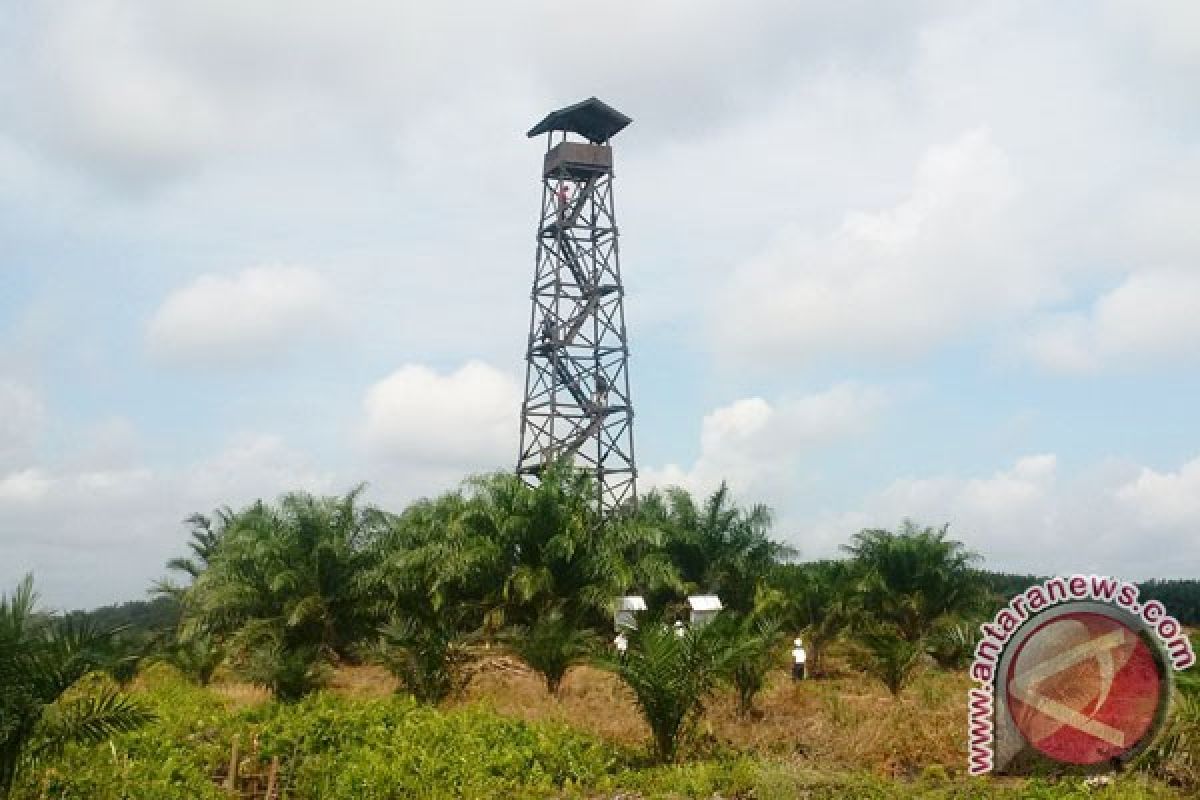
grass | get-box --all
[13,653,1197,799]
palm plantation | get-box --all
[3,470,1022,788]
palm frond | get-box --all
[29,689,154,763]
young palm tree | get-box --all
[601,619,738,763]
[0,576,152,798]
[644,484,792,613]
[466,469,680,630]
[503,607,596,697]
[375,617,472,705]
[925,620,981,670]
[844,522,986,643]
[187,487,388,700]
[757,560,853,677]
[717,614,784,717]
[367,487,498,703]
[161,631,224,686]
[852,625,924,696]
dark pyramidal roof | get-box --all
[527,97,631,143]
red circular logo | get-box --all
[1005,611,1164,765]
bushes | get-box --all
[12,667,632,800]
[14,667,233,799]
[12,665,1195,799]
[250,694,626,798]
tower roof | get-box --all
[527,97,631,143]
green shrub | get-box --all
[13,667,631,800]
[12,665,1193,800]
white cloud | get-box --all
[0,431,336,608]
[0,380,45,469]
[644,382,888,496]
[25,2,225,184]
[1106,0,1200,70]
[185,433,335,504]
[361,361,519,471]
[717,129,1053,365]
[0,469,54,504]
[795,453,1200,581]
[146,266,339,366]
[1117,456,1200,528]
[1023,267,1200,372]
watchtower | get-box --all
[516,97,637,517]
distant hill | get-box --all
[66,594,181,643]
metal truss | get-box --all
[517,131,637,517]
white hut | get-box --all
[614,595,647,631]
[687,594,723,628]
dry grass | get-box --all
[209,681,272,709]
[460,655,971,776]
[457,657,651,746]
[205,653,973,776]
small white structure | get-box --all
[614,595,647,631]
[687,594,723,628]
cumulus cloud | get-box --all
[5,2,1200,609]
[644,382,888,496]
[1117,456,1200,528]
[361,361,520,470]
[0,431,336,608]
[796,453,1200,581]
[717,130,1051,365]
[0,2,934,190]
[1023,267,1200,372]
[0,380,45,469]
[146,266,339,366]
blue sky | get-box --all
[1,1,1198,608]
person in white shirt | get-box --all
[614,632,628,660]
[791,637,807,681]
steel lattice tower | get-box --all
[517,98,637,516]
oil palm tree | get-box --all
[0,576,152,798]
[154,508,235,600]
[375,616,473,705]
[844,521,986,643]
[717,614,784,717]
[466,469,681,630]
[644,483,792,613]
[601,619,739,762]
[852,625,924,696]
[187,487,388,700]
[757,560,853,677]
[503,606,596,697]
[368,488,498,703]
